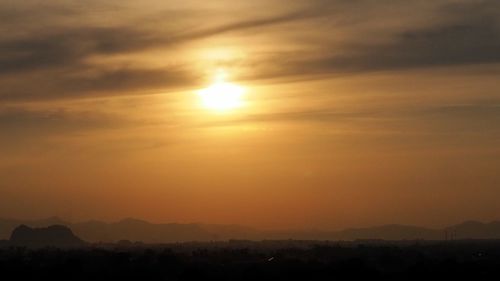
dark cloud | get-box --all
[308,23,500,74]
[348,20,500,71]
[244,0,500,80]
[173,9,318,42]
[0,23,196,100]
[0,66,197,101]
[60,67,195,95]
[0,28,154,75]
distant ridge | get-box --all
[446,221,500,239]
[1,217,500,243]
[71,218,214,243]
[333,224,441,240]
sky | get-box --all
[0,0,499,230]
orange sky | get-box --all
[0,0,499,230]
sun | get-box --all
[197,70,246,111]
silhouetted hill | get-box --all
[0,216,67,239]
[2,217,500,242]
[9,225,86,248]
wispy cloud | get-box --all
[1,1,499,105]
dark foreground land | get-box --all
[1,240,500,280]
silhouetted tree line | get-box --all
[1,241,500,280]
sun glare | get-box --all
[197,70,245,111]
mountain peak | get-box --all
[10,224,85,248]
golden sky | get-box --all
[0,0,499,230]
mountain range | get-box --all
[2,217,500,243]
